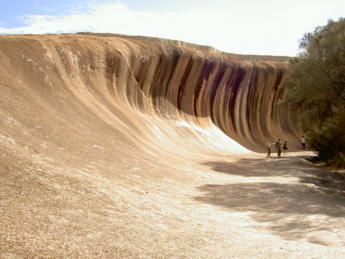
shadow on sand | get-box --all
[194,155,345,243]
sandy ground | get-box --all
[1,147,345,258]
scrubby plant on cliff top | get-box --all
[284,17,345,167]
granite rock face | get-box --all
[0,34,324,258]
[0,33,298,152]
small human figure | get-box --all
[276,139,282,158]
[266,140,272,158]
[283,141,288,156]
[301,136,306,150]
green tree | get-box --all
[284,17,345,167]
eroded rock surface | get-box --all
[1,34,342,258]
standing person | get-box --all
[283,141,288,156]
[266,140,272,158]
[301,136,306,150]
[276,139,282,158]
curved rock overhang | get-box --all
[0,33,299,153]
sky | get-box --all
[0,0,344,56]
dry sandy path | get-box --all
[192,152,345,258]
[1,146,345,258]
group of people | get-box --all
[266,136,307,158]
[266,139,288,158]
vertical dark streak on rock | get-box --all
[246,67,259,142]
[228,67,246,133]
[193,60,214,117]
[177,56,194,110]
[256,68,270,139]
[165,49,181,99]
[209,64,225,122]
[270,69,283,120]
[105,50,117,94]
[152,49,180,108]
[150,55,163,108]
[222,71,235,134]
[135,57,149,90]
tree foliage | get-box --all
[284,17,345,167]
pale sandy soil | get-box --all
[1,147,345,258]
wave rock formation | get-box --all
[0,34,305,257]
[1,34,298,152]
